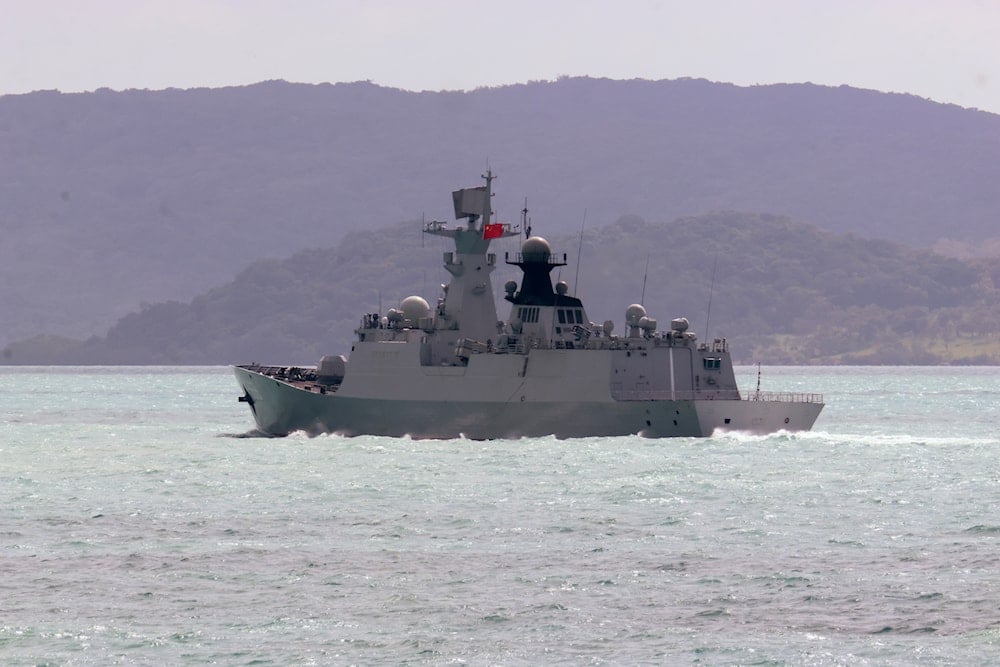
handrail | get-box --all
[745,391,824,403]
[612,389,823,403]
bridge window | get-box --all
[703,357,721,370]
[518,306,540,323]
[556,308,584,325]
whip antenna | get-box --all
[640,254,649,305]
[522,198,531,239]
[704,252,719,341]
[573,208,587,296]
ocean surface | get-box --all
[1,366,998,665]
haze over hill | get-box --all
[2,77,999,347]
[5,211,998,366]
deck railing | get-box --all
[745,391,824,403]
[612,389,823,403]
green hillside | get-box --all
[4,212,998,365]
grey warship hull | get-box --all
[234,172,824,439]
[234,358,823,440]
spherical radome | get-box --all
[625,303,646,326]
[521,236,552,262]
[400,295,431,320]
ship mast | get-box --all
[480,169,493,230]
[421,170,516,345]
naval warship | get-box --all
[234,173,824,438]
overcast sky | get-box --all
[2,0,998,114]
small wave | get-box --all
[871,624,940,635]
[543,525,575,534]
[966,525,1000,534]
[655,561,687,571]
[828,538,866,547]
[794,431,998,448]
[709,429,795,442]
[216,429,284,439]
[481,613,512,623]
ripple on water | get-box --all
[2,367,999,663]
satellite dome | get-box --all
[400,295,431,321]
[521,236,552,262]
[504,280,517,295]
[555,280,569,295]
[625,303,646,326]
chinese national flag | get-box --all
[482,223,504,239]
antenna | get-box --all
[640,254,649,305]
[521,198,531,239]
[480,168,495,230]
[704,252,719,341]
[573,208,587,296]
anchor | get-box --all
[238,389,257,415]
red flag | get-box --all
[482,223,504,239]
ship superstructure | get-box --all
[234,173,823,438]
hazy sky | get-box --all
[3,0,999,114]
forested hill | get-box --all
[5,212,998,365]
[2,77,1000,347]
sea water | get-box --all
[1,366,998,665]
